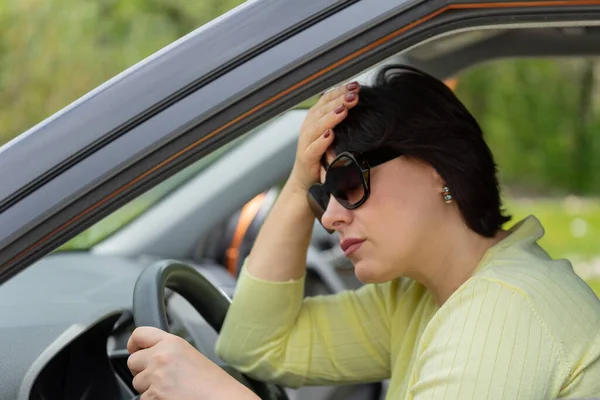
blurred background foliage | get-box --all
[455,59,600,196]
[0,0,245,141]
[1,0,599,290]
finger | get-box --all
[312,82,359,118]
[132,368,151,395]
[313,90,359,120]
[303,96,356,147]
[303,129,334,166]
[318,81,360,106]
[127,326,167,354]
[127,348,152,376]
[310,102,351,139]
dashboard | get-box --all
[0,252,235,400]
[30,311,132,399]
[0,222,355,400]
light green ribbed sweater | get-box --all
[216,216,600,399]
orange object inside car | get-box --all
[445,78,458,90]
[225,192,266,276]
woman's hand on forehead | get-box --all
[290,82,361,191]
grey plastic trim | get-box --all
[357,17,600,81]
[401,19,600,78]
[17,310,122,400]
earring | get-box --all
[442,186,452,203]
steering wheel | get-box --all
[132,260,288,400]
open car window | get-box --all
[60,132,251,251]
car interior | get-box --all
[3,18,600,400]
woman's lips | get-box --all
[340,238,366,257]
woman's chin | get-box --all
[353,259,388,284]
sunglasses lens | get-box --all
[308,184,328,220]
[306,154,367,234]
[327,155,366,208]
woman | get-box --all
[214,65,600,399]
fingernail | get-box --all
[345,92,356,102]
[346,81,359,91]
[334,104,345,114]
[323,129,331,139]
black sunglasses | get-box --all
[307,147,402,233]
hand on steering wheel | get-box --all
[129,260,288,400]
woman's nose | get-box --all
[321,195,352,231]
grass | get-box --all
[587,279,600,295]
[504,196,600,262]
[503,196,600,297]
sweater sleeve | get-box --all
[215,265,392,388]
[409,278,567,400]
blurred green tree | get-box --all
[455,59,600,195]
[0,0,244,143]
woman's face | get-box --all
[320,152,448,283]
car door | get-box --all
[1,0,600,285]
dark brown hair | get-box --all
[331,64,511,237]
